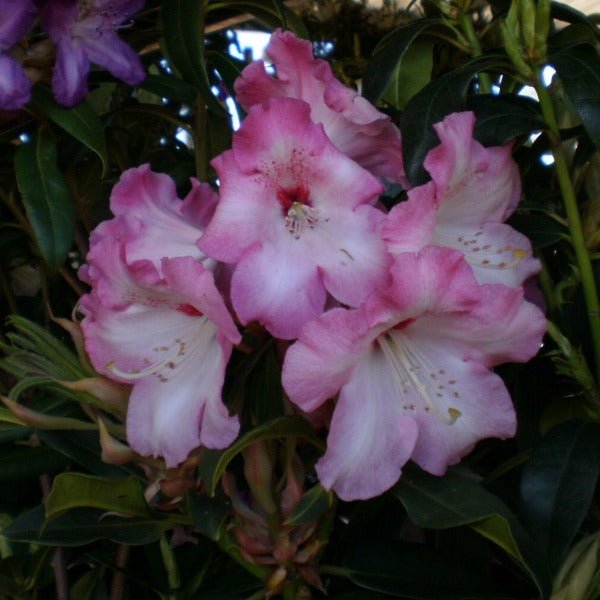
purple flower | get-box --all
[0,0,37,110]
[41,0,145,106]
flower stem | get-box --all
[159,534,181,600]
[458,11,491,93]
[535,74,600,385]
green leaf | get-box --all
[342,539,495,598]
[550,2,600,40]
[198,416,322,495]
[551,43,600,151]
[3,506,170,546]
[14,130,75,269]
[508,213,565,248]
[45,473,150,519]
[363,18,441,104]
[161,0,227,116]
[382,39,433,111]
[208,1,309,39]
[186,490,230,541]
[0,445,69,480]
[468,94,544,146]
[393,467,550,598]
[399,55,508,186]
[284,484,332,526]
[39,430,136,479]
[31,84,108,175]
[138,74,198,105]
[520,420,600,573]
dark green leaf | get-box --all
[393,467,550,598]
[284,484,332,526]
[245,343,285,423]
[187,490,230,540]
[399,55,508,186]
[363,18,441,103]
[520,420,600,573]
[45,473,150,519]
[31,84,108,175]
[39,430,137,479]
[208,1,308,39]
[382,39,433,111]
[14,130,75,269]
[509,213,565,248]
[551,43,600,150]
[468,94,544,146]
[3,506,170,546]
[0,445,68,480]
[161,0,227,116]
[198,416,322,495]
[550,2,600,40]
[138,74,198,105]
[342,539,495,598]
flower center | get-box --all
[277,185,320,239]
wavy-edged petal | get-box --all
[51,39,90,106]
[235,29,406,184]
[316,348,419,501]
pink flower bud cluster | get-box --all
[78,30,546,502]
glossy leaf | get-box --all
[161,0,227,116]
[138,74,198,105]
[382,39,433,111]
[208,1,308,39]
[284,484,332,526]
[0,445,68,480]
[399,55,508,185]
[551,43,600,150]
[393,467,550,598]
[31,84,108,175]
[509,213,566,249]
[520,420,600,573]
[363,18,441,103]
[14,130,75,269]
[45,473,150,519]
[187,490,230,541]
[468,94,544,146]
[342,539,495,598]
[550,2,600,40]
[198,416,321,495]
[3,506,170,546]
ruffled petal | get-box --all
[425,112,521,225]
[231,242,326,339]
[109,165,208,269]
[282,306,372,412]
[316,347,418,501]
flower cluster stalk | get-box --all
[535,74,600,385]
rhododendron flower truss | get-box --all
[41,0,145,106]
[0,0,37,110]
[235,29,407,186]
[199,97,390,339]
[383,112,540,287]
[282,247,546,501]
[78,167,240,467]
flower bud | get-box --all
[98,418,137,465]
[56,377,129,415]
[243,442,278,515]
[265,566,288,598]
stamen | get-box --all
[284,203,320,239]
[377,334,460,425]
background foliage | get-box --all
[0,0,600,598]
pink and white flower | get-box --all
[235,29,407,186]
[199,97,391,339]
[383,112,540,287]
[79,166,240,467]
[282,247,546,501]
